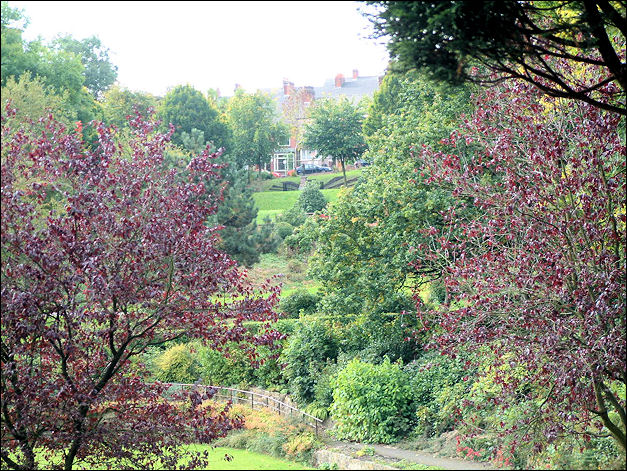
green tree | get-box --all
[1,73,74,133]
[303,97,366,185]
[101,85,159,129]
[213,168,263,267]
[364,0,626,115]
[159,84,230,148]
[51,35,117,98]
[307,71,473,315]
[174,129,262,268]
[226,89,288,178]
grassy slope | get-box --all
[243,253,321,296]
[254,189,341,224]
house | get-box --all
[264,70,382,176]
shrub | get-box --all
[330,358,415,443]
[277,204,308,228]
[404,350,470,437]
[298,181,327,213]
[281,318,339,404]
[196,343,253,386]
[278,289,321,317]
[274,221,294,240]
[153,343,201,383]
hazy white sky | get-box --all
[11,1,390,97]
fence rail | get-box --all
[162,383,323,435]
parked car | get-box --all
[296,164,333,175]
[354,159,371,167]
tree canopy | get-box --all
[225,90,288,175]
[417,60,626,451]
[303,97,367,184]
[364,0,627,115]
[0,109,281,470]
[158,84,230,149]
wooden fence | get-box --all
[163,383,323,435]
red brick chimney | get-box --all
[335,73,345,88]
[353,69,359,79]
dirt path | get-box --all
[326,440,493,470]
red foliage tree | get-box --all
[1,108,281,470]
[415,68,626,451]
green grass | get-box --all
[253,189,342,224]
[244,253,321,296]
[188,446,312,470]
[253,169,363,192]
[9,445,311,470]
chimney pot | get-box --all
[335,73,345,88]
[353,69,359,79]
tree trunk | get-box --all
[593,380,627,451]
[341,157,347,186]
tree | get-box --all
[364,0,627,115]
[282,87,314,166]
[1,73,75,133]
[101,85,159,129]
[416,65,626,451]
[226,90,288,179]
[1,108,281,470]
[51,35,118,99]
[303,97,367,185]
[213,168,263,267]
[306,71,473,315]
[159,84,230,149]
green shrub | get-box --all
[277,204,308,228]
[283,216,320,254]
[281,319,339,404]
[298,182,327,213]
[153,343,200,383]
[330,358,415,443]
[196,343,254,386]
[278,289,321,317]
[404,350,470,437]
[274,221,294,240]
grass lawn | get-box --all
[253,189,342,224]
[185,446,312,470]
[11,445,311,470]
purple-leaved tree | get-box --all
[1,108,282,470]
[415,61,626,452]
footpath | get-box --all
[315,440,493,470]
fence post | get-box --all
[251,392,254,409]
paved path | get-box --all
[327,440,493,470]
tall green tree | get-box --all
[51,35,118,99]
[159,84,230,149]
[303,97,366,185]
[226,90,288,178]
[306,71,474,315]
[364,0,626,115]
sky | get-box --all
[11,1,391,97]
